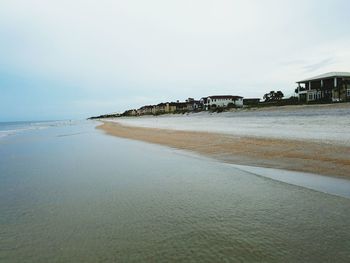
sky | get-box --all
[1,0,350,121]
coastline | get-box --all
[97,121,350,179]
[102,103,350,146]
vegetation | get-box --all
[263,90,284,102]
[88,113,120,119]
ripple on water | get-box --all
[0,122,350,262]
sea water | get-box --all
[0,121,350,262]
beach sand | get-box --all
[97,122,350,179]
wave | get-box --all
[0,120,77,140]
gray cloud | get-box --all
[0,0,349,119]
[303,58,336,73]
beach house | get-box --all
[137,105,154,115]
[175,102,188,112]
[122,109,138,116]
[296,72,350,103]
[201,95,243,110]
[150,102,178,115]
[186,98,201,111]
[154,103,168,114]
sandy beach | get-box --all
[98,104,350,179]
[98,121,350,179]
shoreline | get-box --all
[102,102,350,146]
[97,122,350,179]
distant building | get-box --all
[186,98,201,111]
[296,72,350,103]
[128,94,244,117]
[137,105,154,115]
[167,103,178,113]
[155,103,168,114]
[156,102,181,114]
[175,102,188,112]
[201,95,243,110]
[123,109,137,116]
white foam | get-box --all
[0,120,77,140]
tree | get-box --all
[227,102,235,108]
[263,90,284,102]
[275,90,284,100]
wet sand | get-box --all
[98,122,350,179]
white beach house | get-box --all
[201,95,243,110]
[296,72,350,103]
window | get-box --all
[317,91,322,100]
[347,89,350,97]
[308,92,315,101]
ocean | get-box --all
[0,120,350,262]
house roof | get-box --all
[208,95,243,99]
[187,100,200,104]
[297,72,350,83]
[176,102,188,107]
[139,105,154,109]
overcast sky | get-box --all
[1,0,350,121]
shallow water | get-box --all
[1,121,350,262]
[230,164,350,198]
